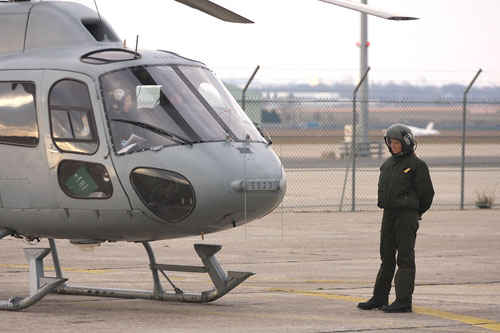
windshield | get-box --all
[177,66,262,142]
[100,65,263,154]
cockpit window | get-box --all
[100,65,264,155]
[0,82,38,147]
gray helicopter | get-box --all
[0,0,415,310]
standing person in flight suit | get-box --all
[357,124,434,313]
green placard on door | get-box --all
[65,166,98,197]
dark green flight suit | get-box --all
[373,152,434,304]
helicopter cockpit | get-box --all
[100,65,264,155]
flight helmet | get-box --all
[110,87,134,111]
[384,124,415,155]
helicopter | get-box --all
[0,0,415,311]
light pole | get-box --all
[358,0,369,156]
[320,0,418,156]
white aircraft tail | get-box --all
[425,122,434,131]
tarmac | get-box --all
[0,209,499,332]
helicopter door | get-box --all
[0,70,58,210]
[42,71,130,215]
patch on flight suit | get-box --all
[403,168,411,173]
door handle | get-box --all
[48,144,59,153]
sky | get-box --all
[68,0,500,87]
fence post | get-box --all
[352,67,371,211]
[460,69,482,210]
[241,65,260,112]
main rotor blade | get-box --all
[319,0,419,20]
[174,0,254,23]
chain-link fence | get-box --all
[239,96,500,212]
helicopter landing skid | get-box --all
[0,235,253,310]
[47,240,254,304]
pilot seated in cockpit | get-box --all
[108,88,146,152]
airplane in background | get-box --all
[408,122,440,136]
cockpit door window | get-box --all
[49,79,99,154]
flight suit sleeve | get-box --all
[377,162,387,209]
[415,161,434,216]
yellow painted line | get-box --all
[270,287,365,303]
[64,298,338,322]
[247,277,367,284]
[414,307,500,332]
[303,279,364,284]
[0,263,187,280]
[0,263,114,274]
[271,288,500,332]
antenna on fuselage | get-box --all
[92,0,112,42]
[93,0,102,22]
[134,35,139,59]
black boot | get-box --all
[357,297,388,310]
[381,299,412,313]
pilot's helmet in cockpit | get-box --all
[110,88,134,112]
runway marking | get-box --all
[0,264,188,280]
[300,279,364,284]
[0,263,114,274]
[270,287,365,303]
[413,307,500,332]
[271,288,500,332]
[245,276,367,284]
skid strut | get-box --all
[0,247,67,311]
[52,241,254,303]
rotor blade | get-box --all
[319,0,419,20]
[174,0,253,24]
